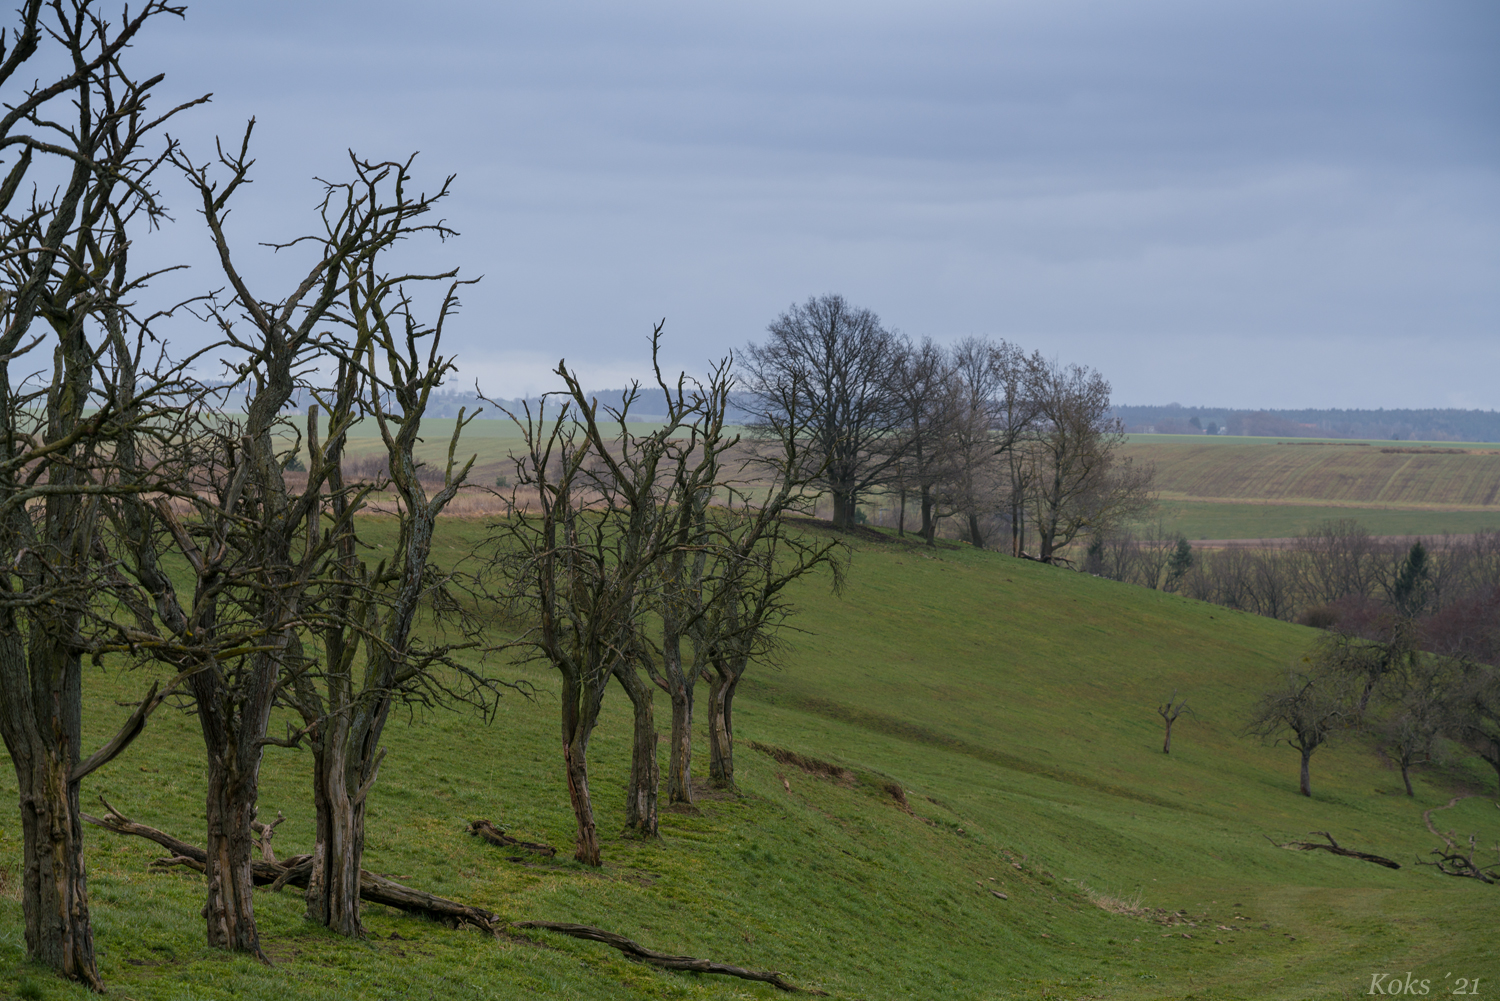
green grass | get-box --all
[1134,501,1500,541]
[2,523,1497,1000]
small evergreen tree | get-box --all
[1166,537,1194,590]
[1391,540,1430,617]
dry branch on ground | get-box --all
[1267,831,1400,869]
[82,800,503,933]
[467,819,558,858]
[514,921,824,993]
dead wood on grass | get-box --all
[514,921,825,993]
[1267,831,1401,869]
[466,819,559,858]
[83,798,504,933]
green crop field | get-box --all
[3,521,1495,1000]
[1141,501,1500,543]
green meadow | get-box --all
[2,522,1496,1000]
[1139,501,1500,542]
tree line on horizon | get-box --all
[740,293,1155,562]
[1112,404,1500,442]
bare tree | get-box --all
[1085,526,1138,581]
[945,338,1043,553]
[1245,668,1356,796]
[1246,550,1300,621]
[0,1,207,986]
[742,294,903,530]
[649,362,738,808]
[111,133,465,955]
[888,335,956,546]
[1294,518,1379,607]
[490,343,715,859]
[1157,692,1190,753]
[279,226,500,937]
[1026,360,1153,563]
[699,438,844,790]
[1447,662,1500,793]
[1377,659,1456,797]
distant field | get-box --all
[320,424,1500,538]
[1122,434,1500,509]
[1145,501,1500,542]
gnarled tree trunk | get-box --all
[303,704,378,938]
[562,675,605,866]
[615,663,659,836]
[666,682,693,805]
[707,667,740,790]
[190,646,280,958]
[0,634,101,990]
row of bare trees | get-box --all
[0,6,852,990]
[740,294,1155,560]
[487,338,843,864]
[0,1,518,984]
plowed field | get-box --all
[1123,435,1500,508]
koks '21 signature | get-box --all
[1368,972,1482,996]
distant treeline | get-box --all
[1112,404,1500,442]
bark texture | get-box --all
[616,663,660,836]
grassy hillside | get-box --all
[4,525,1496,1000]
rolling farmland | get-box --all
[1121,436,1500,508]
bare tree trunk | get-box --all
[897,486,907,537]
[200,749,264,957]
[615,664,659,836]
[968,512,984,549]
[707,670,740,790]
[307,717,368,937]
[920,485,936,546]
[1299,747,1313,798]
[1400,761,1414,797]
[190,652,278,957]
[303,741,332,927]
[1011,490,1025,557]
[666,682,693,806]
[561,676,604,866]
[831,490,854,530]
[564,738,601,865]
[7,704,101,990]
[1162,717,1175,754]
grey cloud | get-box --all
[117,0,1500,408]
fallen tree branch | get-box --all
[1267,831,1400,869]
[468,819,558,858]
[513,921,824,994]
[83,797,503,932]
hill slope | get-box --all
[1,526,1494,1000]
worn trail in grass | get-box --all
[1,523,1495,1000]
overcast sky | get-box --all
[127,0,1499,409]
